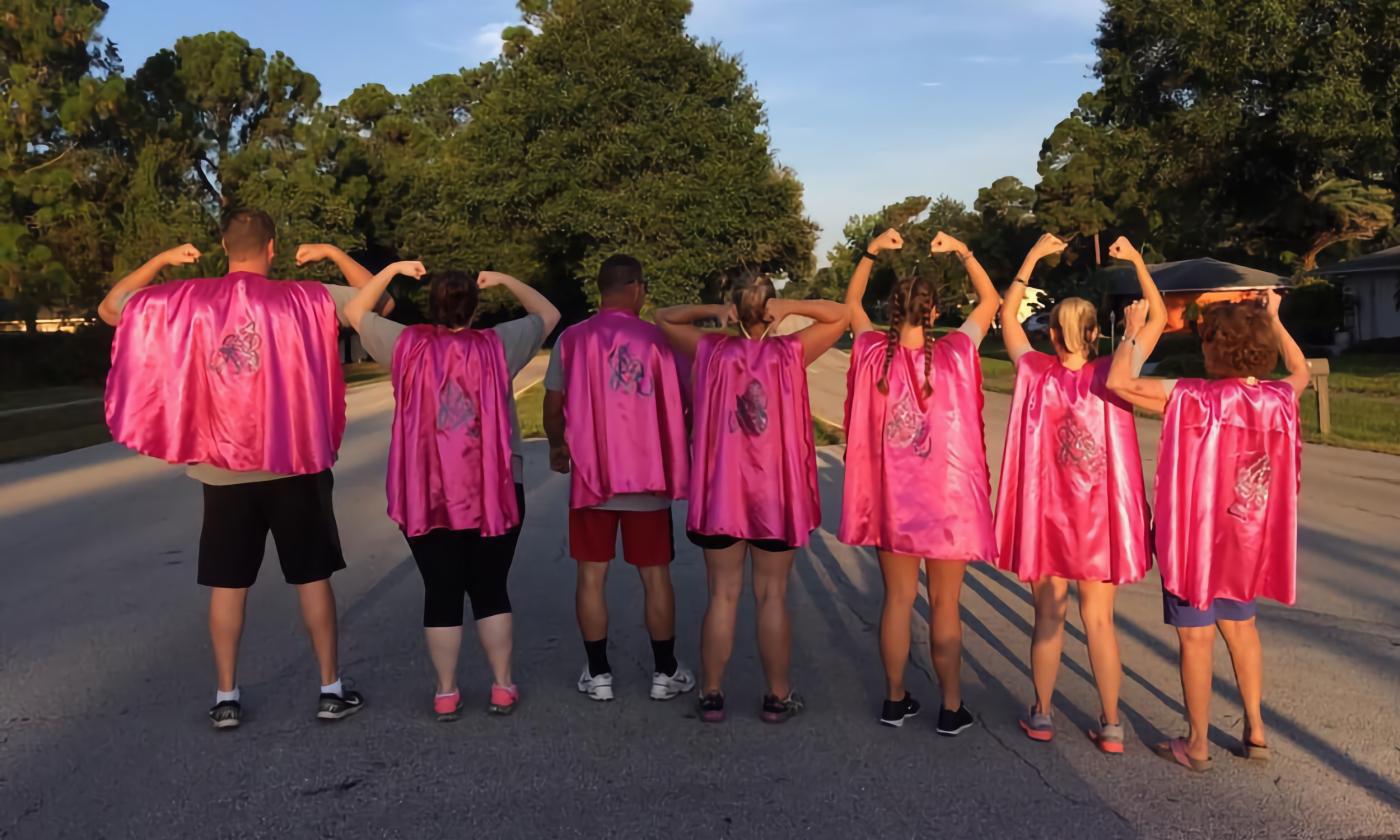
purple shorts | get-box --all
[1162,589,1257,628]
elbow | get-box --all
[98,302,118,327]
[540,306,562,337]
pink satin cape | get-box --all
[387,326,519,538]
[1155,378,1301,608]
[556,309,690,509]
[993,353,1151,583]
[105,272,345,474]
[687,333,820,547]
[839,329,995,561]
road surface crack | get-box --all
[981,722,1133,830]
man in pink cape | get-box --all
[1109,291,1308,772]
[100,209,380,729]
[542,255,695,703]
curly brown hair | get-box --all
[1199,301,1277,380]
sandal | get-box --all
[1087,717,1125,755]
[1152,738,1212,772]
[1242,726,1271,762]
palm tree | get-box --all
[1299,178,1394,272]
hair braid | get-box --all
[921,317,935,398]
[877,293,904,395]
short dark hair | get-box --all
[597,254,644,295]
[220,208,276,259]
[1199,301,1278,379]
[427,270,480,329]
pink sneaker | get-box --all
[489,683,519,716]
[434,689,461,722]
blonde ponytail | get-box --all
[1049,297,1100,359]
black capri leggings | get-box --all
[405,484,525,627]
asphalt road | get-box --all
[1,355,1398,840]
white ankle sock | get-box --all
[215,687,240,704]
[321,678,343,697]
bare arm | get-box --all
[478,271,561,336]
[769,297,852,366]
[1106,237,1166,359]
[931,231,1000,338]
[845,228,904,336]
[654,303,731,358]
[1003,233,1067,364]
[543,390,569,472]
[1267,290,1311,397]
[296,244,397,316]
[98,244,201,326]
[345,261,425,332]
[1106,300,1173,413]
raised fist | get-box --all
[294,244,340,266]
[1032,233,1068,260]
[869,228,904,253]
[389,260,428,280]
[1106,236,1142,265]
[929,231,967,256]
[1123,299,1148,336]
[160,244,201,266]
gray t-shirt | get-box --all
[544,323,669,513]
[108,281,358,487]
[357,312,545,482]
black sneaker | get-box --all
[879,693,922,728]
[760,692,805,724]
[209,700,241,730]
[699,692,726,724]
[936,704,975,736]
[317,689,366,721]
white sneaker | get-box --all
[649,664,696,701]
[577,667,614,701]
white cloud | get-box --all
[1044,52,1095,65]
[423,20,514,62]
[962,55,1021,64]
[921,81,943,88]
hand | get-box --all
[159,244,201,267]
[549,444,571,474]
[869,228,903,253]
[477,270,511,289]
[1264,288,1282,318]
[1106,236,1143,265]
[1031,233,1068,261]
[929,231,967,256]
[719,303,738,328]
[295,243,341,266]
[388,260,427,280]
[1122,299,1148,338]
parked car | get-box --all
[1022,311,1051,337]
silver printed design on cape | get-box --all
[607,343,654,397]
[209,321,261,375]
[885,391,931,458]
[1227,453,1271,520]
[730,378,768,436]
[1055,417,1105,475]
[437,381,481,438]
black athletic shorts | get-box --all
[197,470,346,588]
[685,530,797,554]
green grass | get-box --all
[516,382,546,439]
[344,361,389,386]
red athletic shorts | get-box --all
[568,507,674,566]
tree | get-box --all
[1295,178,1395,272]
[0,0,124,328]
[401,0,816,319]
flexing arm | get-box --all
[769,297,852,366]
[654,303,732,358]
[1106,300,1173,413]
[296,244,396,316]
[345,261,425,332]
[544,390,569,473]
[1267,290,1311,397]
[932,231,1000,338]
[98,244,201,326]
[1107,237,1166,360]
[1003,233,1068,363]
[478,271,561,336]
[845,228,904,336]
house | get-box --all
[1313,246,1400,344]
[1107,258,1287,332]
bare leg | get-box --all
[575,561,609,642]
[700,543,747,694]
[1029,576,1070,714]
[1176,625,1215,762]
[926,560,967,710]
[1077,580,1121,725]
[751,547,797,698]
[474,614,513,688]
[1217,617,1266,747]
[424,626,464,694]
[878,552,922,701]
[209,587,250,692]
[295,580,339,685]
[637,564,677,641]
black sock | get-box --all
[650,637,677,676]
[584,638,611,677]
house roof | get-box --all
[1313,245,1400,277]
[1108,258,1286,295]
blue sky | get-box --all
[101,0,1104,261]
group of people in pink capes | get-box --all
[100,206,1309,773]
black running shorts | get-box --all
[197,470,346,588]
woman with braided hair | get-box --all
[839,228,1001,735]
[994,234,1164,752]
